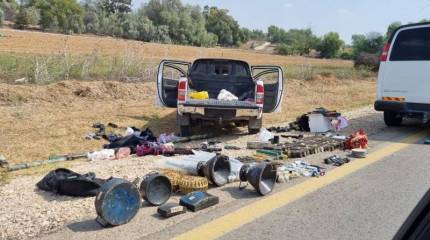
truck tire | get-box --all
[248,117,262,134]
[384,111,403,126]
[179,126,191,137]
[177,113,191,137]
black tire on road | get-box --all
[384,111,403,126]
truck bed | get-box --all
[183,99,259,109]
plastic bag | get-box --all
[217,89,238,101]
[87,149,115,161]
[258,128,273,142]
[190,91,209,100]
[115,147,131,159]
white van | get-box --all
[375,22,430,126]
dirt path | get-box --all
[254,42,271,51]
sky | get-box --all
[133,0,430,44]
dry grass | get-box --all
[0,77,376,165]
[0,28,351,67]
[0,28,376,166]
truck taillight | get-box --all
[380,43,390,61]
[177,78,187,103]
[256,81,264,106]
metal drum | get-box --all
[95,178,141,227]
[140,172,172,206]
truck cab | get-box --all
[156,58,284,136]
[375,22,430,126]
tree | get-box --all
[351,32,384,57]
[268,25,286,43]
[284,28,319,55]
[30,0,84,33]
[98,0,131,15]
[275,44,293,55]
[142,0,217,46]
[0,0,18,21]
[15,6,40,28]
[204,6,244,46]
[317,32,344,58]
[0,8,3,26]
[386,21,401,39]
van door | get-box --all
[157,60,190,108]
[252,66,284,113]
[382,25,430,104]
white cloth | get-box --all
[217,89,238,101]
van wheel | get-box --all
[384,111,403,126]
[179,125,191,137]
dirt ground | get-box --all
[0,105,385,240]
[0,77,376,165]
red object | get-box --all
[115,147,131,159]
[379,43,391,62]
[346,129,368,150]
[177,78,187,103]
[255,82,264,106]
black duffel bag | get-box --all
[37,168,106,197]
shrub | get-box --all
[0,1,18,21]
[275,44,293,55]
[15,7,40,28]
[0,8,3,26]
[354,52,379,71]
[339,51,353,60]
[316,32,344,59]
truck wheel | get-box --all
[248,128,260,134]
[248,118,262,134]
[179,126,191,137]
[177,113,191,137]
[384,111,403,126]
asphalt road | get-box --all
[219,138,430,240]
[38,124,430,240]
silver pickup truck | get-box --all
[156,58,285,136]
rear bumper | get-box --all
[374,100,430,113]
[178,105,262,119]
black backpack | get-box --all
[36,168,106,197]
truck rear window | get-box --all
[191,60,251,77]
[390,27,430,61]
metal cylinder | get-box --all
[95,178,141,227]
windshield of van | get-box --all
[390,27,430,61]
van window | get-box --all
[390,27,430,61]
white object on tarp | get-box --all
[308,113,333,133]
[217,89,238,101]
[87,149,115,161]
[258,128,274,142]
[157,150,216,175]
